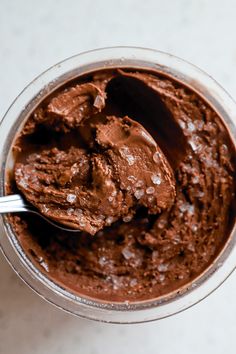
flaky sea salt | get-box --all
[106,275,124,290]
[151,278,157,285]
[106,216,114,225]
[71,163,78,176]
[148,196,155,203]
[157,219,167,229]
[111,275,123,290]
[192,176,199,184]
[189,140,198,151]
[75,208,83,216]
[191,224,198,232]
[97,214,105,221]
[196,191,205,198]
[131,255,143,268]
[119,146,129,156]
[130,278,138,287]
[188,205,195,214]
[187,243,195,252]
[79,218,86,227]
[67,193,76,204]
[159,274,165,282]
[179,120,186,129]
[98,256,107,267]
[122,247,135,260]
[119,146,136,165]
[179,203,187,212]
[42,204,49,213]
[67,208,74,215]
[157,263,169,272]
[127,175,136,183]
[127,155,136,166]
[179,202,194,214]
[15,168,22,177]
[123,215,133,223]
[18,178,28,189]
[134,189,144,200]
[152,250,159,260]
[151,174,161,185]
[94,94,105,108]
[187,122,196,132]
[179,203,195,215]
[146,186,155,194]
[221,144,228,155]
[173,234,181,244]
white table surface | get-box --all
[1,1,236,353]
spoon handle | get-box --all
[0,194,81,233]
[0,194,29,213]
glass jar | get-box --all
[0,47,235,324]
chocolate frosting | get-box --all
[8,69,235,302]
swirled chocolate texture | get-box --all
[14,114,175,235]
[8,69,235,301]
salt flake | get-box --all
[130,278,138,287]
[126,154,136,166]
[189,140,198,151]
[127,175,136,183]
[187,122,196,132]
[159,274,165,282]
[151,174,161,185]
[98,256,107,267]
[157,263,169,272]
[134,189,144,199]
[67,194,76,204]
[123,215,133,223]
[122,247,135,260]
[106,216,114,225]
[146,186,155,194]
[192,176,199,184]
[67,208,74,215]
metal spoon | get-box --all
[0,194,80,232]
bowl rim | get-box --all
[0,46,236,323]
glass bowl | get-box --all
[0,46,235,323]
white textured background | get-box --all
[1,1,236,353]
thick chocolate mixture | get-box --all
[15,114,175,235]
[8,69,235,301]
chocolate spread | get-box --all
[8,69,235,302]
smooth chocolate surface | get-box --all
[8,69,235,301]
